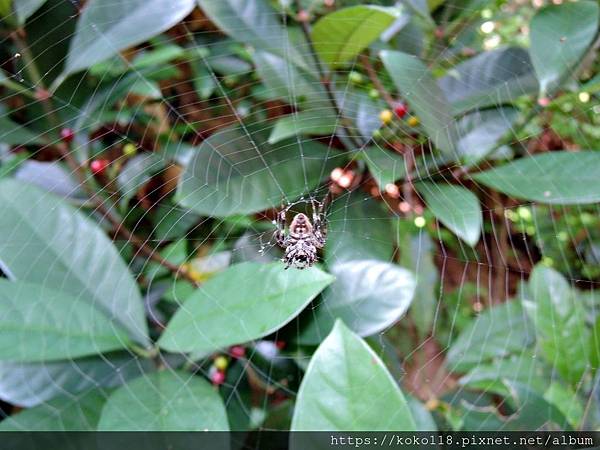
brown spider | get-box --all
[275,199,327,269]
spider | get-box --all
[275,199,327,269]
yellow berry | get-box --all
[407,116,420,127]
[379,109,393,125]
[214,356,228,371]
[182,263,204,282]
[123,143,137,157]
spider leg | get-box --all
[311,199,327,248]
[275,209,286,247]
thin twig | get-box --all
[293,0,363,150]
[10,32,200,287]
[360,53,395,106]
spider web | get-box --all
[0,0,598,434]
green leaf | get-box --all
[472,151,600,205]
[158,262,334,354]
[176,123,341,217]
[197,0,307,71]
[0,353,154,407]
[15,161,86,201]
[398,225,438,337]
[544,382,584,429]
[529,1,599,96]
[362,146,406,189]
[291,320,415,431]
[0,389,106,431]
[439,47,538,114]
[297,260,415,344]
[525,265,590,384]
[98,371,229,431]
[0,116,46,146]
[0,280,130,362]
[447,300,535,373]
[0,179,148,345]
[415,182,482,246]
[117,153,165,206]
[325,191,394,267]
[407,395,437,431]
[251,50,323,105]
[60,0,195,80]
[312,6,398,66]
[380,50,456,155]
[455,107,519,164]
[268,112,337,144]
[14,0,47,24]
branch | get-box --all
[360,53,395,106]
[10,32,200,288]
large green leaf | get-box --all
[60,0,195,80]
[325,191,394,267]
[415,182,482,246]
[312,6,398,66]
[297,260,415,344]
[0,389,106,431]
[0,116,46,146]
[0,353,153,407]
[525,265,590,384]
[472,151,600,205]
[362,146,407,189]
[439,47,538,114]
[158,262,334,354]
[0,179,148,344]
[98,371,229,431]
[268,112,337,144]
[529,1,599,96]
[447,300,535,373]
[380,50,456,155]
[14,0,47,24]
[176,124,341,217]
[197,0,307,71]
[291,320,415,431]
[455,107,519,164]
[398,224,438,337]
[0,280,130,362]
[251,50,324,105]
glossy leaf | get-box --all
[98,371,229,431]
[268,112,337,144]
[0,353,153,407]
[297,260,415,344]
[472,151,600,205]
[61,0,195,79]
[176,124,341,217]
[325,191,394,267]
[380,50,456,155]
[416,182,482,246]
[158,262,334,354]
[447,300,535,373]
[14,0,47,24]
[455,107,519,164]
[439,47,538,114]
[398,225,438,337]
[0,179,148,344]
[530,1,599,95]
[362,146,406,189]
[0,389,106,431]
[0,116,46,145]
[291,320,416,431]
[312,6,398,66]
[251,50,323,105]
[117,153,165,205]
[525,265,589,384]
[15,161,86,201]
[197,0,307,70]
[0,280,130,362]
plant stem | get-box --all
[360,53,395,106]
[10,31,200,287]
[293,0,364,150]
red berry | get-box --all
[90,159,109,175]
[60,128,75,143]
[229,345,246,359]
[211,370,226,386]
[394,103,408,118]
[275,340,286,350]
